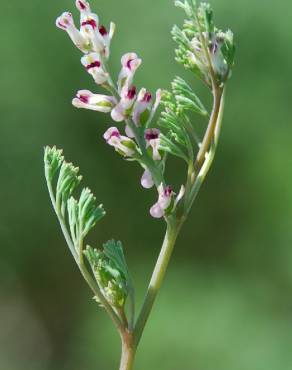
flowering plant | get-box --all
[44,1,235,369]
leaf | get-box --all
[85,244,130,308]
[159,133,189,163]
[172,76,208,116]
[103,240,130,280]
[44,146,64,181]
[44,146,106,252]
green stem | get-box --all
[195,86,223,167]
[128,286,136,331]
[134,216,184,345]
[187,88,226,213]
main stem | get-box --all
[119,331,136,370]
[134,216,184,345]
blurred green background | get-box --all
[1,0,292,369]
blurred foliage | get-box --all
[1,0,292,369]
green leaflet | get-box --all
[103,239,130,281]
[44,146,106,253]
[172,76,208,116]
[158,77,204,163]
[85,240,131,308]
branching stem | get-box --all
[45,177,124,333]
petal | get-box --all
[121,53,139,68]
[141,169,154,189]
[132,88,151,125]
[152,89,162,114]
[109,22,116,40]
[125,125,135,138]
[111,104,125,122]
[159,195,171,211]
[103,127,120,141]
[150,203,164,218]
[76,0,91,13]
[174,185,185,207]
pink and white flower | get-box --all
[56,12,88,53]
[124,88,152,137]
[103,127,137,157]
[145,128,161,161]
[150,184,185,219]
[132,88,152,125]
[81,53,108,84]
[140,128,162,190]
[118,53,142,93]
[56,1,115,58]
[79,12,104,52]
[150,184,175,219]
[97,23,116,59]
[72,90,116,112]
[111,86,137,122]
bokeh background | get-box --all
[1,0,292,369]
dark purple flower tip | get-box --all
[99,25,108,36]
[57,21,67,29]
[86,60,101,70]
[164,186,173,197]
[127,86,137,99]
[77,94,89,104]
[126,59,134,70]
[78,1,86,10]
[145,128,160,141]
[110,130,120,139]
[143,92,152,102]
[81,19,97,29]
